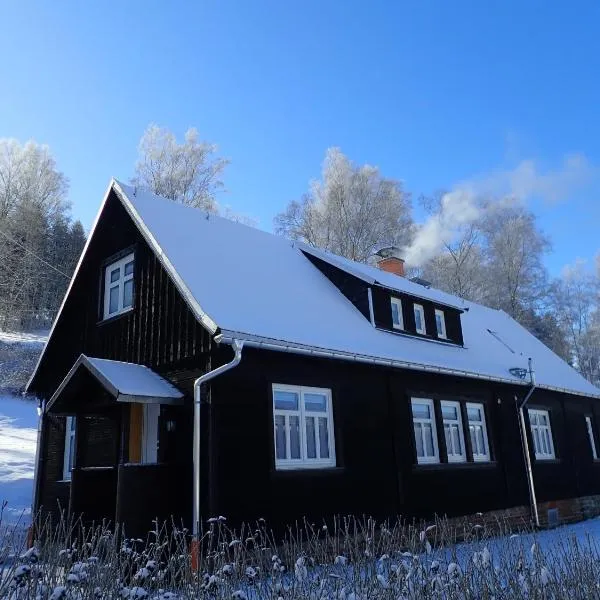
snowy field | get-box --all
[0,395,37,524]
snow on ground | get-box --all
[0,330,48,345]
[0,395,37,523]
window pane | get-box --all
[304,393,327,412]
[391,301,401,326]
[436,314,443,334]
[539,413,548,426]
[533,428,541,454]
[318,417,330,459]
[442,404,458,420]
[414,308,422,331]
[289,416,301,459]
[109,285,119,314]
[444,424,452,453]
[412,402,430,419]
[123,279,133,308]
[529,412,538,426]
[423,423,434,456]
[275,415,286,459]
[124,260,134,276]
[468,407,482,422]
[470,425,477,452]
[306,417,316,458]
[476,426,485,455]
[274,391,299,411]
[451,425,462,455]
[110,267,120,283]
[414,422,424,457]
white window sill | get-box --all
[99,306,134,324]
[275,462,337,471]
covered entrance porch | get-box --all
[47,354,187,536]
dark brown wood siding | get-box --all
[30,190,210,400]
[209,347,600,530]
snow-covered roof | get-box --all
[48,354,183,411]
[102,180,600,399]
[29,179,600,400]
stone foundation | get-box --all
[435,494,600,535]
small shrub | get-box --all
[1,509,600,598]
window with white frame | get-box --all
[441,400,466,462]
[528,408,555,460]
[411,398,439,464]
[435,309,447,339]
[414,304,426,334]
[103,253,134,319]
[466,402,490,462]
[62,416,76,480]
[272,385,336,469]
[390,297,404,330]
[586,416,598,460]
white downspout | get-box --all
[517,357,540,527]
[192,339,243,539]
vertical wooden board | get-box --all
[128,404,143,464]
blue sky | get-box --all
[1,1,600,275]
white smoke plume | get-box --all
[404,154,595,267]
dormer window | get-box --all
[103,253,134,319]
[414,303,426,334]
[435,309,447,339]
[390,297,404,330]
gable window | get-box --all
[272,385,336,470]
[435,309,447,339]
[414,304,426,334]
[103,253,134,319]
[62,416,76,481]
[528,408,555,460]
[411,398,439,464]
[586,416,598,460]
[466,403,490,462]
[441,400,466,462]
[390,297,404,330]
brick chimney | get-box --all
[374,247,405,277]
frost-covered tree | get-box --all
[551,260,600,381]
[132,124,229,212]
[481,205,551,320]
[0,138,81,330]
[275,147,413,262]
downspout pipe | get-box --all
[517,358,540,527]
[192,339,243,539]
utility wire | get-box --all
[0,228,72,279]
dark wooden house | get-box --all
[27,179,600,537]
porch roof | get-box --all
[47,354,184,413]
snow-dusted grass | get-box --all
[3,514,600,599]
[0,395,38,525]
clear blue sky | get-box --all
[2,1,600,275]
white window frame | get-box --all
[390,297,404,330]
[528,408,555,460]
[466,402,490,462]
[435,309,447,339]
[103,252,134,320]
[62,416,76,481]
[441,400,466,463]
[142,404,160,464]
[272,384,336,470]
[586,415,598,460]
[411,398,439,464]
[414,304,426,334]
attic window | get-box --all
[390,297,404,330]
[103,253,134,319]
[435,309,447,339]
[414,304,426,335]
